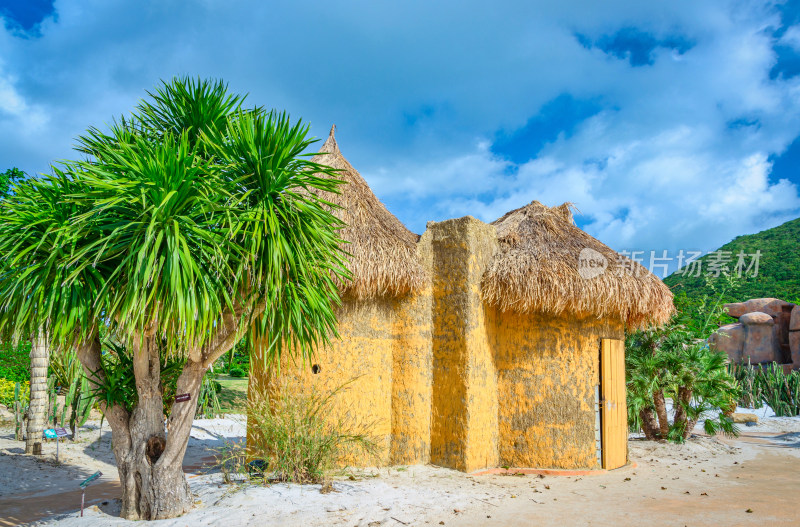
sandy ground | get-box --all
[0,411,798,527]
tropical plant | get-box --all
[728,361,764,409]
[25,333,49,454]
[0,77,348,520]
[626,277,741,443]
[732,362,800,417]
[49,348,96,439]
[626,326,739,442]
[196,371,223,418]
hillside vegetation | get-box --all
[665,216,800,306]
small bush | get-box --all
[229,367,247,378]
[0,341,31,382]
[0,379,29,407]
[241,380,379,484]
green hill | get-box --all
[664,216,800,305]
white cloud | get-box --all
[0,0,799,270]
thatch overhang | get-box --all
[481,201,674,329]
[310,126,425,299]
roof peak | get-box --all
[320,124,339,155]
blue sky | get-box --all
[1,1,800,276]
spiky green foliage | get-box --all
[0,77,348,367]
[626,325,740,443]
[731,362,800,417]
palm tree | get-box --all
[0,78,348,520]
[0,172,87,454]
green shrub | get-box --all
[242,380,379,484]
[0,378,29,407]
[229,366,246,378]
[0,341,31,382]
[196,373,223,418]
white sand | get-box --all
[1,411,798,526]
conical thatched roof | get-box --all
[310,126,425,299]
[481,201,673,329]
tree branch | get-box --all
[75,330,130,430]
[201,300,266,369]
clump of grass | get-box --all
[218,379,379,485]
[730,362,800,417]
[729,361,764,409]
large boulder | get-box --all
[709,323,744,362]
[741,312,777,363]
[724,298,794,319]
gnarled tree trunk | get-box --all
[78,334,205,520]
[26,331,49,454]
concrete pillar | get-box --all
[429,216,499,472]
[741,312,776,364]
[390,230,434,465]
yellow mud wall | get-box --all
[248,297,396,466]
[429,217,500,472]
[390,230,433,465]
[486,306,624,469]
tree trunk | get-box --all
[639,407,661,440]
[77,335,206,520]
[652,390,669,439]
[26,332,49,454]
[673,387,695,440]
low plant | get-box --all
[758,364,800,417]
[241,380,379,484]
[14,381,25,440]
[626,276,741,443]
[228,366,247,378]
[0,378,28,407]
[728,361,764,409]
[49,348,96,439]
[732,362,800,417]
[0,341,31,383]
[196,371,223,418]
[627,327,740,442]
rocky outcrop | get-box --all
[724,298,794,319]
[710,298,798,369]
[740,312,775,363]
[708,324,744,362]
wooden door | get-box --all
[601,338,627,470]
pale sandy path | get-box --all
[0,415,798,526]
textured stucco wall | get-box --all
[248,214,629,472]
[249,297,397,466]
[390,229,434,465]
[486,306,624,469]
[429,216,500,472]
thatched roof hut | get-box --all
[311,126,425,299]
[481,201,673,329]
